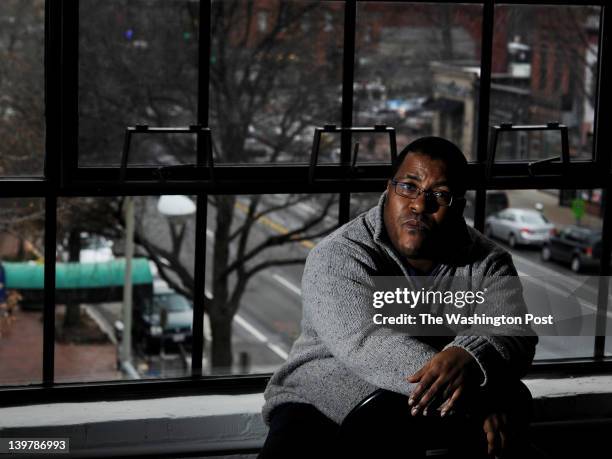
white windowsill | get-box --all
[1,376,611,457]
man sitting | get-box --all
[259,136,538,458]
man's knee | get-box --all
[258,403,339,458]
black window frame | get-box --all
[0,0,611,406]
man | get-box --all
[259,137,537,458]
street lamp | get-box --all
[157,195,196,255]
[157,195,197,219]
[157,195,196,370]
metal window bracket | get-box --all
[119,125,215,184]
[308,125,397,185]
[486,122,570,181]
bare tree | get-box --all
[2,0,370,370]
[76,0,343,369]
[0,0,45,176]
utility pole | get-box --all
[120,196,137,377]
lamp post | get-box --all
[157,195,196,371]
[157,195,196,250]
[157,195,196,222]
[120,196,140,379]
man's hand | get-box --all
[406,347,482,416]
[483,411,509,458]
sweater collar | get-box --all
[371,190,389,245]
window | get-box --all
[210,1,344,164]
[490,5,601,162]
[1,0,611,400]
[482,188,605,361]
[0,198,44,385]
[0,0,45,176]
[53,196,197,382]
[206,193,337,374]
[78,0,199,166]
[355,3,483,161]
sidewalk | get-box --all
[0,307,121,385]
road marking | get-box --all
[83,304,117,345]
[205,288,289,360]
[510,249,612,302]
[233,315,289,360]
[268,343,290,360]
[234,200,315,249]
[233,313,269,342]
[297,202,317,215]
[273,273,302,296]
[518,270,612,319]
[297,202,337,225]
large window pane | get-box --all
[210,1,344,164]
[206,194,338,374]
[79,1,199,166]
[490,5,600,161]
[0,198,44,386]
[54,196,196,383]
[480,188,605,360]
[355,3,483,161]
[0,0,45,176]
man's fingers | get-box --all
[407,366,425,383]
[414,378,446,412]
[483,413,510,458]
[486,430,496,456]
[440,385,463,416]
[408,371,435,406]
[483,417,497,456]
[499,429,507,454]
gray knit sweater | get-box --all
[262,191,537,425]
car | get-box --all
[484,208,556,248]
[541,225,605,273]
[79,233,114,263]
[464,190,509,222]
[133,281,193,354]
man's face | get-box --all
[384,153,454,259]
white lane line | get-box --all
[205,288,289,360]
[273,273,302,296]
[513,251,592,290]
[83,304,117,345]
[518,270,612,319]
[268,343,290,359]
[233,314,269,342]
[233,315,289,360]
[296,201,337,225]
[296,202,317,215]
[512,250,612,303]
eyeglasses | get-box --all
[390,179,453,207]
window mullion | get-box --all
[43,195,57,385]
[473,0,495,233]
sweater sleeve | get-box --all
[302,239,438,396]
[443,252,538,387]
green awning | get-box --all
[3,258,153,290]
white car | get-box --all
[485,208,556,248]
